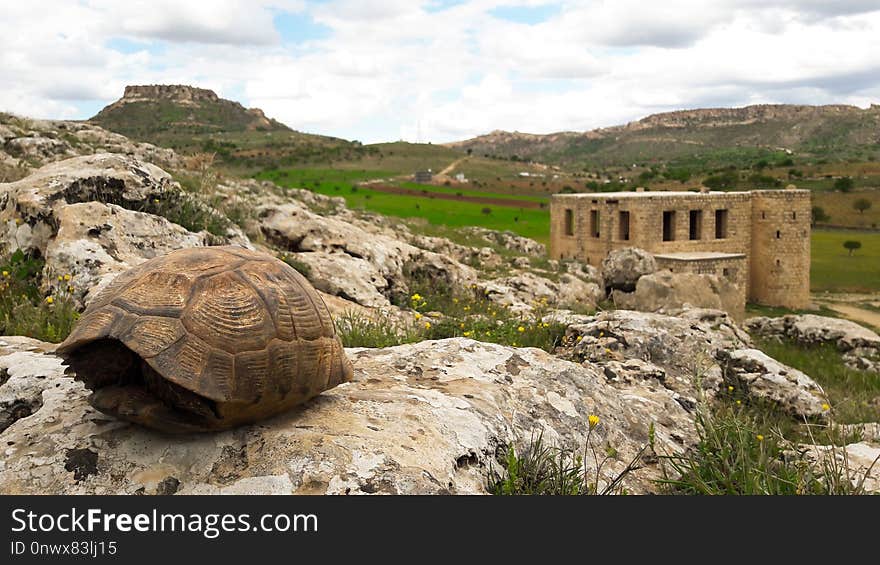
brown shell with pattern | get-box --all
[56,246,353,433]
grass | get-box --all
[660,402,874,495]
[0,250,79,343]
[754,337,880,424]
[812,190,880,230]
[487,421,647,495]
[335,276,567,351]
[257,167,552,243]
[811,229,880,292]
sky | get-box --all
[1,0,879,143]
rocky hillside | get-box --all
[0,114,877,495]
[89,85,360,169]
[448,104,880,167]
[91,84,291,136]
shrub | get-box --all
[834,177,854,192]
[811,206,830,224]
[853,198,872,214]
[843,240,862,256]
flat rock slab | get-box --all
[0,338,695,495]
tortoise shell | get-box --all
[56,246,353,433]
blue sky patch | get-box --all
[489,3,560,24]
[273,11,331,43]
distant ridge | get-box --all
[447,103,880,167]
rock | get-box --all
[562,309,745,400]
[3,136,73,161]
[716,349,828,419]
[600,247,656,293]
[562,309,826,419]
[44,202,214,305]
[612,271,744,320]
[478,272,603,314]
[293,251,390,308]
[460,227,546,256]
[0,338,697,495]
[801,442,880,493]
[0,153,175,254]
[259,203,476,307]
[746,315,880,373]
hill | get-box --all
[448,104,880,169]
[89,85,362,170]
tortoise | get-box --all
[56,246,353,433]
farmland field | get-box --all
[811,229,880,292]
[256,167,552,242]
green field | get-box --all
[811,229,880,292]
[256,167,552,242]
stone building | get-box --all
[550,188,811,309]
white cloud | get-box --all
[0,1,878,142]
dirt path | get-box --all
[820,302,880,330]
[367,183,544,209]
[438,157,467,177]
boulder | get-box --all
[600,247,656,293]
[612,271,744,320]
[746,314,880,373]
[0,338,697,495]
[716,349,828,419]
[563,310,827,419]
[478,272,603,314]
[259,203,476,307]
[44,202,213,306]
[461,227,546,256]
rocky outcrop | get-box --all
[44,202,213,305]
[0,338,697,495]
[478,272,603,314]
[0,113,180,170]
[746,315,880,373]
[1,154,249,304]
[716,349,828,418]
[259,202,477,307]
[600,247,656,293]
[561,309,827,419]
[612,271,744,320]
[460,227,546,256]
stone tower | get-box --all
[748,189,811,309]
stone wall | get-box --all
[654,254,748,316]
[551,191,752,268]
[550,189,811,309]
[749,189,811,309]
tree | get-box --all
[843,240,862,256]
[834,177,854,192]
[854,198,872,214]
[481,207,492,216]
[811,206,830,225]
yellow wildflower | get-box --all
[414,313,422,321]
[604,348,612,354]
[63,274,71,281]
[735,400,742,406]
[452,298,459,304]
[1,271,7,277]
[424,322,431,330]
[727,385,734,392]
[411,293,422,302]
[588,414,600,429]
[57,275,63,282]
[517,326,525,333]
[542,322,549,328]
[756,434,764,442]
[464,305,470,311]
[575,335,582,342]
[463,331,472,337]
[822,403,830,411]
[460,322,465,329]
[45,296,54,304]
[67,286,74,293]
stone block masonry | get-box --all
[550,188,811,309]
